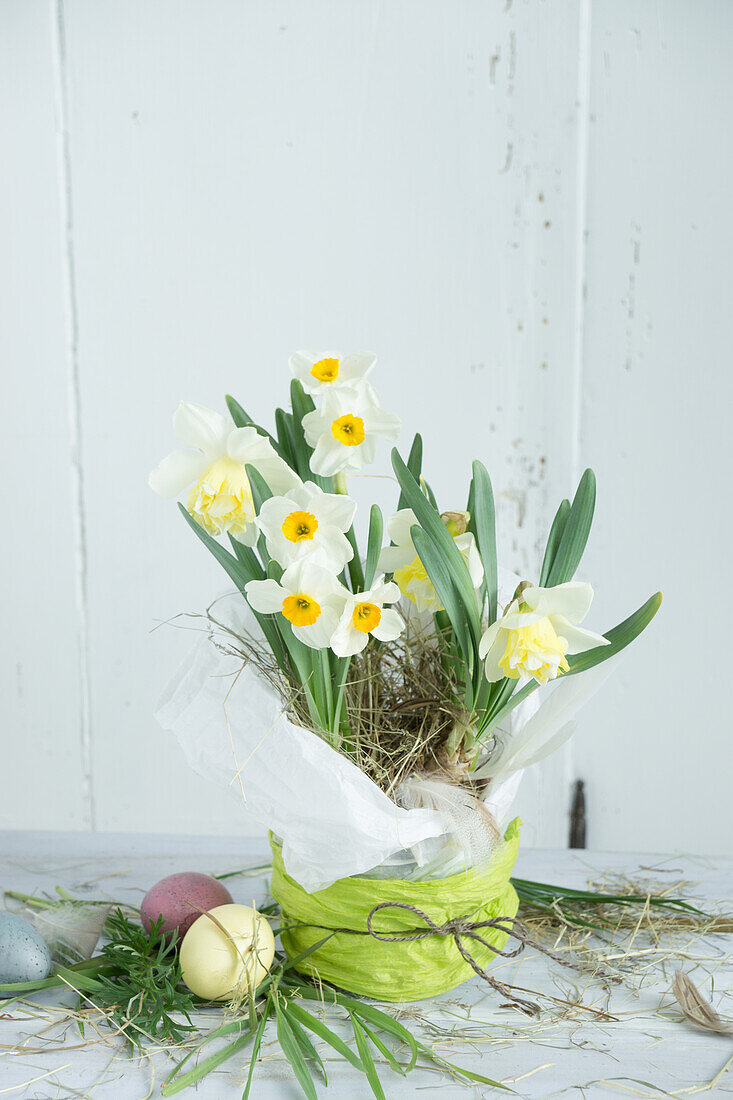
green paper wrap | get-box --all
[270,819,521,1002]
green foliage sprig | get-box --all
[94,910,197,1048]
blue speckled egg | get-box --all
[0,913,52,989]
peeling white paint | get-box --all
[51,0,95,829]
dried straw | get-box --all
[204,604,483,798]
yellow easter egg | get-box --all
[179,903,275,1001]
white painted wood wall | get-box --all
[3,1,731,854]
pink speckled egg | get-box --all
[140,873,233,941]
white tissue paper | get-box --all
[156,578,613,893]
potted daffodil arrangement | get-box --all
[150,350,661,1002]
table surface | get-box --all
[0,832,731,1100]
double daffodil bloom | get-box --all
[245,561,347,649]
[290,350,377,396]
[378,508,484,613]
[149,402,299,542]
[302,386,401,477]
[330,576,405,658]
[255,482,357,571]
[479,582,609,685]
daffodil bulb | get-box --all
[290,350,377,396]
[245,561,347,649]
[378,508,484,613]
[255,482,357,572]
[301,385,401,478]
[149,402,300,543]
[479,581,609,686]
[330,576,405,657]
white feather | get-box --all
[9,902,111,965]
[396,774,501,870]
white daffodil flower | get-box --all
[289,350,376,396]
[245,561,347,649]
[479,581,610,686]
[377,508,484,613]
[330,576,405,658]
[255,482,357,571]
[149,402,300,543]
[302,386,401,478]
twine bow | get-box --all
[361,900,611,1015]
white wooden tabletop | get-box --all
[0,832,731,1099]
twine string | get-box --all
[357,900,612,1015]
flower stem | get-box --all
[333,470,365,592]
[333,471,348,495]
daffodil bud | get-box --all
[441,510,470,537]
[511,580,532,606]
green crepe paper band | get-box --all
[270,819,521,1002]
